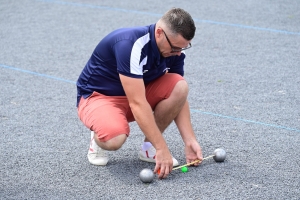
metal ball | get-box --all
[139,168,154,183]
[213,148,226,162]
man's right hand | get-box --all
[154,147,173,179]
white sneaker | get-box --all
[138,144,179,167]
[87,131,108,166]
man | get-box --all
[77,8,203,179]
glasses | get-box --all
[162,29,192,53]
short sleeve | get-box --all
[113,40,143,79]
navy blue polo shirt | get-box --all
[76,24,186,106]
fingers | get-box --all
[185,141,203,166]
[185,158,201,166]
[154,163,172,179]
[186,149,203,166]
[197,149,203,160]
[192,152,203,166]
[154,148,173,179]
[193,159,202,166]
[160,166,170,179]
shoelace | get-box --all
[146,146,156,157]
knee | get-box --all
[106,136,126,150]
[173,80,189,98]
[96,134,127,151]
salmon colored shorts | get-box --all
[78,73,184,142]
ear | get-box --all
[154,26,164,47]
[155,27,163,39]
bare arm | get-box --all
[174,100,203,164]
[119,74,173,178]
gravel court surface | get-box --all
[1,0,299,199]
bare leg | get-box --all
[94,134,127,151]
[145,80,188,141]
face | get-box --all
[157,28,192,57]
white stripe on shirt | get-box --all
[130,33,150,75]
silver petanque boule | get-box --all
[213,148,226,162]
[139,168,154,183]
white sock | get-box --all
[142,142,152,151]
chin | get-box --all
[161,53,171,57]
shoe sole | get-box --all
[139,155,156,163]
[87,155,109,166]
[88,159,108,166]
